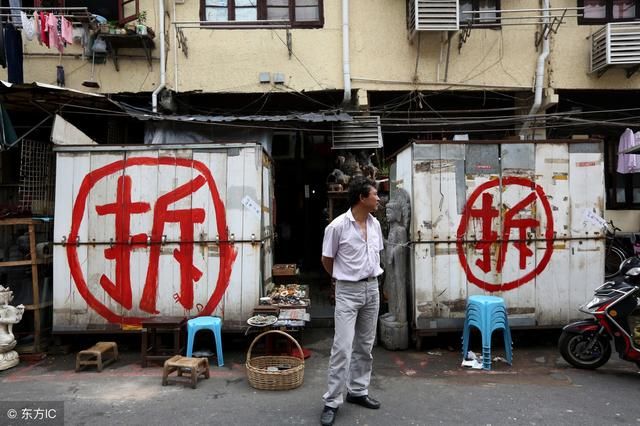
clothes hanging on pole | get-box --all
[5,24,23,83]
[0,22,6,69]
[9,0,22,26]
[46,13,63,53]
[617,128,640,174]
[20,12,35,41]
[39,11,49,48]
[33,11,42,45]
[61,17,73,45]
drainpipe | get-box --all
[152,0,166,113]
[342,0,351,104]
[519,0,550,139]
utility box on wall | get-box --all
[52,143,274,331]
[391,140,605,335]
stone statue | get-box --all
[0,285,25,371]
[379,188,410,350]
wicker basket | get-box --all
[245,330,304,390]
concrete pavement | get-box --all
[1,328,640,426]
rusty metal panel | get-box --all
[53,144,268,331]
[499,143,536,321]
[569,145,605,238]
[465,144,499,175]
[533,144,571,325]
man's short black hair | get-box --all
[348,176,376,208]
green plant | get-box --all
[137,11,147,26]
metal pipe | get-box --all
[152,0,166,113]
[173,0,179,92]
[342,0,351,104]
[520,0,550,139]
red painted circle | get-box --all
[456,176,554,292]
[66,157,237,325]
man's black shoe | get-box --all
[320,406,338,426]
[346,394,381,409]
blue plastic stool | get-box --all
[186,316,224,367]
[461,295,512,370]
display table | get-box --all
[246,306,311,359]
[140,316,187,367]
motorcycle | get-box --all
[558,257,640,369]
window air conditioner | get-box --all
[408,0,459,39]
[591,22,640,76]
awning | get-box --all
[0,81,125,149]
[0,81,122,113]
[120,103,353,123]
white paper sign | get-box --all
[583,209,607,228]
[241,195,261,218]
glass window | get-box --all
[459,0,473,23]
[478,0,497,22]
[267,0,289,20]
[202,0,322,26]
[458,0,499,25]
[584,0,607,19]
[205,0,228,22]
[613,0,636,18]
[581,0,639,22]
[296,0,319,21]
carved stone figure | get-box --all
[0,285,24,371]
[379,188,411,350]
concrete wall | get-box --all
[5,1,640,229]
[8,0,640,94]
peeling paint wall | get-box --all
[396,141,606,331]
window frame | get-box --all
[459,0,502,27]
[578,0,640,25]
[605,139,640,209]
[118,0,140,25]
[199,0,324,29]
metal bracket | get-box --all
[626,64,640,78]
[535,9,567,48]
[177,27,188,58]
[286,28,292,59]
[458,20,473,52]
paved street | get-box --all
[1,328,639,426]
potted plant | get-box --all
[136,11,148,35]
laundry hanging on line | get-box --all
[617,128,640,174]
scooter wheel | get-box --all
[558,330,611,369]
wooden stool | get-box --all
[162,355,210,389]
[76,342,119,372]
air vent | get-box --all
[408,0,459,38]
[591,22,640,76]
[332,116,383,150]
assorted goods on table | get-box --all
[249,284,310,328]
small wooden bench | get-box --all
[162,355,210,389]
[76,342,118,372]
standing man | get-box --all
[320,176,384,426]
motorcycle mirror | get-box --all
[626,267,640,276]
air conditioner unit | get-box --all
[332,116,383,150]
[408,0,459,39]
[590,22,640,76]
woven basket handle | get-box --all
[246,329,305,363]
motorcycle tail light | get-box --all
[609,309,618,317]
